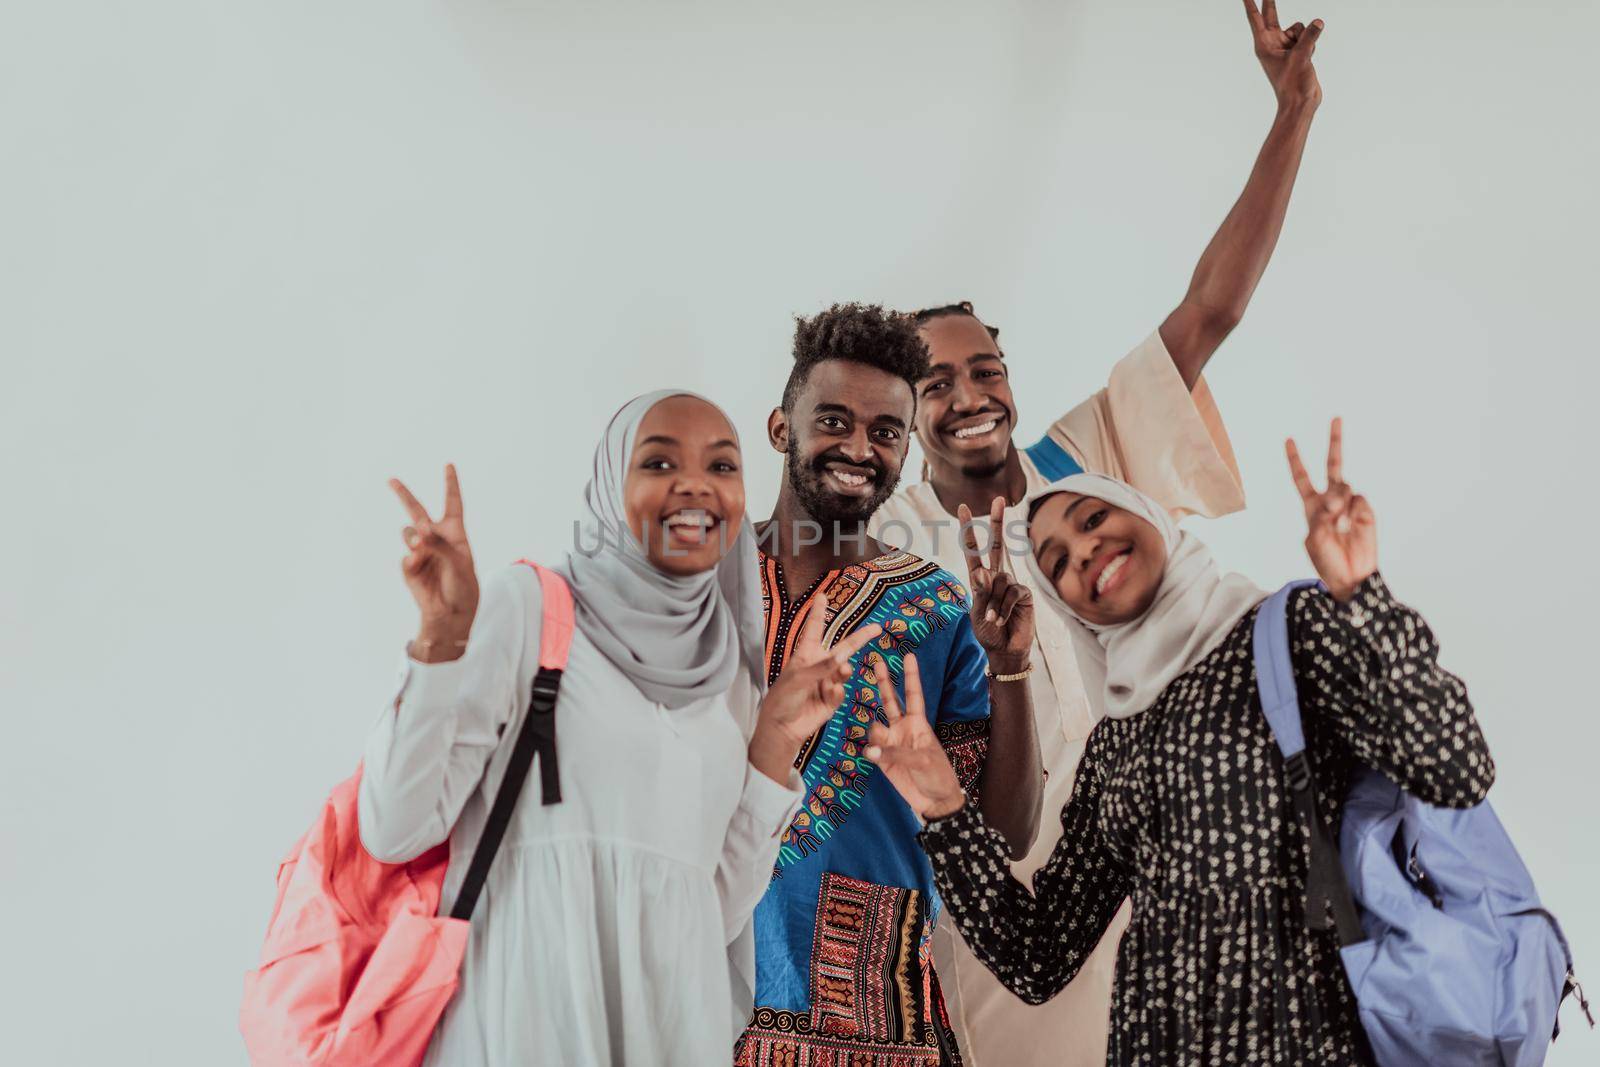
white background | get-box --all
[4,1,1597,1063]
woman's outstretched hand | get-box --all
[1286,418,1377,602]
[748,608,882,784]
[390,464,479,662]
[864,654,966,820]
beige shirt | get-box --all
[869,331,1244,1067]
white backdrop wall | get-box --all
[3,1,1596,1063]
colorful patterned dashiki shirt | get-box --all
[735,550,991,1067]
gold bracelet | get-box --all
[985,662,1033,683]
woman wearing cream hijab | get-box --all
[864,420,1495,1065]
[359,391,882,1066]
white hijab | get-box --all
[1022,472,1266,720]
[555,390,766,714]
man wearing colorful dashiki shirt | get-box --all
[734,303,1042,1067]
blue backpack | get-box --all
[1253,580,1591,1065]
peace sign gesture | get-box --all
[748,609,883,784]
[863,655,966,820]
[758,607,883,748]
[390,464,479,659]
[1242,0,1324,110]
[1286,418,1378,602]
[958,496,1034,672]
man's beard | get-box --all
[786,448,900,525]
[939,402,1016,482]
[958,456,1009,480]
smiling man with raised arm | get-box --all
[869,5,1326,1064]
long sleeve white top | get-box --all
[358,563,803,1066]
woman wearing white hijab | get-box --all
[359,391,881,1066]
[863,420,1496,1065]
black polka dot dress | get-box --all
[919,575,1495,1066]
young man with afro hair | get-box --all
[733,303,1042,1067]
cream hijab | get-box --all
[1022,473,1265,720]
[556,390,766,715]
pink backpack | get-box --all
[240,562,575,1066]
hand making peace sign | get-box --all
[390,464,480,659]
[759,607,884,748]
[862,654,966,821]
[1243,0,1324,111]
[957,496,1035,672]
[1286,418,1378,602]
[746,608,884,785]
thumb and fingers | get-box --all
[392,463,467,537]
[1287,431,1347,515]
[1314,418,1352,520]
[831,621,883,664]
[795,601,828,658]
[1246,0,1322,58]
[393,467,472,590]
[863,723,919,768]
[442,463,465,519]
[390,477,432,526]
[1288,420,1360,546]
[872,652,926,727]
[899,654,926,724]
[1285,437,1318,506]
[986,495,1005,573]
[957,503,994,590]
[883,654,927,726]
[1324,416,1344,485]
[875,659,904,723]
[1293,18,1324,54]
[981,572,1010,623]
[994,581,1032,627]
[782,615,880,697]
[791,607,880,681]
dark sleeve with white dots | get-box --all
[1290,573,1495,808]
[918,721,1130,1005]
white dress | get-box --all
[359,564,803,1067]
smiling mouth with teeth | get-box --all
[1094,550,1131,597]
[663,509,719,544]
[951,418,1001,440]
[822,462,876,491]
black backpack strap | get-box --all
[445,564,574,923]
[1254,582,1367,948]
[1284,751,1367,946]
[449,666,565,921]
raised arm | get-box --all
[1160,2,1325,389]
[359,467,522,862]
[957,496,1044,858]
[1284,421,1495,807]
